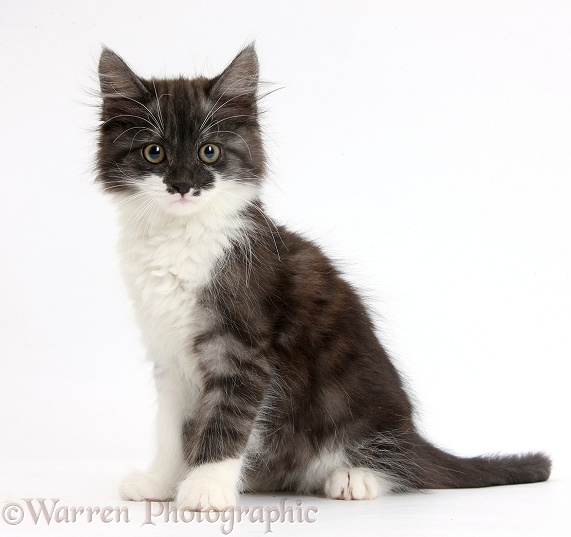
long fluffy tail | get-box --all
[408,433,551,489]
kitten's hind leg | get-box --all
[324,468,391,500]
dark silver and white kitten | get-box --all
[96,46,550,510]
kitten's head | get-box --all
[96,46,265,217]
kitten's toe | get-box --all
[176,463,238,511]
[345,468,380,499]
[324,469,351,500]
[177,476,236,511]
[120,470,176,501]
[324,468,381,500]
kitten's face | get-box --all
[97,47,265,217]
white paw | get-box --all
[120,470,176,501]
[324,468,380,500]
[176,459,241,511]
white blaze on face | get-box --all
[131,173,259,219]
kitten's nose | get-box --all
[171,183,192,196]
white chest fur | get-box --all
[117,198,247,370]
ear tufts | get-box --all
[98,47,148,98]
[210,44,260,99]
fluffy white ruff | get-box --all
[116,173,259,362]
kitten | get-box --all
[96,45,551,510]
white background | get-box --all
[0,1,570,535]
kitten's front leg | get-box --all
[120,365,189,501]
[177,347,271,511]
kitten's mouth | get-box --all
[165,192,203,215]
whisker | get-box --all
[151,80,167,132]
[200,115,256,137]
[221,189,284,260]
[101,114,163,138]
[104,82,165,135]
[198,75,259,132]
[113,126,157,144]
[207,130,252,159]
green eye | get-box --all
[198,143,221,164]
[143,144,166,164]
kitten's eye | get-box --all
[198,143,221,164]
[143,144,166,164]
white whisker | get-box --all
[101,114,163,137]
[198,75,258,132]
[207,130,252,159]
[200,115,255,138]
[113,126,158,144]
[151,80,167,132]
[106,82,165,135]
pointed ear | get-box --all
[98,47,148,99]
[210,45,259,100]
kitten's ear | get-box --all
[210,45,259,100]
[98,47,148,99]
